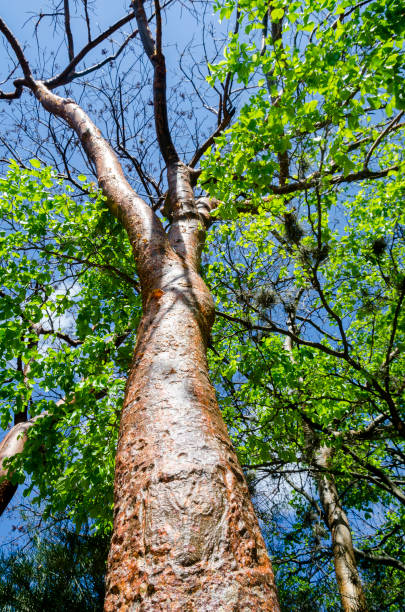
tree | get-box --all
[0,519,109,611]
[199,0,404,610]
[0,2,280,609]
[0,0,404,609]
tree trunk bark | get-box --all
[104,251,279,610]
[313,444,368,612]
[0,422,28,514]
[19,82,280,610]
[0,415,46,514]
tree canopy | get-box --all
[0,0,404,610]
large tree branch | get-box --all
[131,1,216,270]
[341,444,405,506]
[0,414,48,515]
[224,165,402,211]
[41,1,175,88]
[0,18,33,82]
[0,15,173,289]
[363,111,404,169]
[31,81,167,285]
[216,309,347,360]
[354,547,405,572]
[267,165,400,196]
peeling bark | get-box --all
[24,84,279,612]
[106,258,279,610]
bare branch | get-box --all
[0,17,34,97]
[83,0,92,43]
[69,29,139,83]
[63,0,75,62]
[342,444,405,505]
[133,0,178,165]
[364,111,404,169]
[189,108,235,168]
[44,11,137,88]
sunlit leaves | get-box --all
[202,2,405,602]
[0,163,141,532]
[202,0,405,212]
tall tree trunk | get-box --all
[0,14,280,607]
[306,428,368,612]
[285,318,367,612]
[26,83,279,611]
[105,253,278,610]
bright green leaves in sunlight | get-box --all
[0,161,141,532]
[201,1,405,607]
[203,0,405,213]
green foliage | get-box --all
[0,161,141,531]
[201,0,405,607]
[0,520,109,611]
[202,0,405,215]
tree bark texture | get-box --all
[105,258,279,610]
[313,444,368,612]
[0,415,45,515]
[24,84,280,611]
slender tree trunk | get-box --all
[285,322,367,612]
[306,430,368,612]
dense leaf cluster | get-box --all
[0,162,141,531]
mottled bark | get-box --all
[106,256,278,610]
[26,82,279,612]
[311,441,368,612]
[0,13,280,608]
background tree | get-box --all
[0,518,109,612]
[200,0,404,610]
